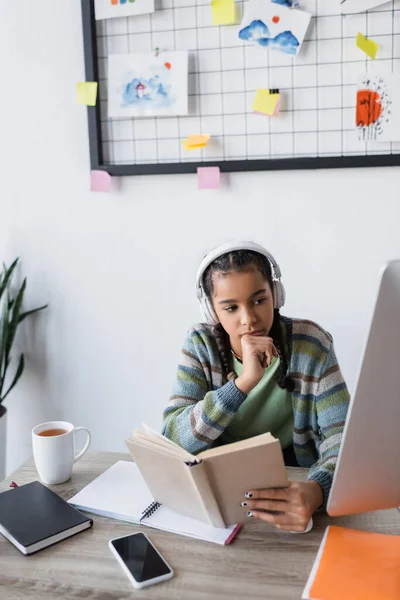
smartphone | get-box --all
[108,532,174,589]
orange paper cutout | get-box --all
[356,89,382,127]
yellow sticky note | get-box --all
[181,134,211,150]
[76,82,98,106]
[211,0,236,26]
[252,89,280,116]
[356,32,379,60]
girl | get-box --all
[162,241,350,532]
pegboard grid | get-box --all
[81,0,400,174]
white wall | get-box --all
[1,1,399,476]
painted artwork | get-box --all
[271,0,296,6]
[95,0,154,20]
[356,74,400,142]
[339,0,390,14]
[238,0,312,57]
[108,52,188,118]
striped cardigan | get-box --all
[162,316,350,508]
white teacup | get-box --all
[32,420,91,485]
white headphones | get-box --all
[195,240,286,326]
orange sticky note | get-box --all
[252,89,280,116]
[303,526,400,600]
[356,32,379,60]
[77,82,98,106]
[181,134,210,150]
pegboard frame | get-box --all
[81,0,400,176]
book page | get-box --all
[200,431,275,459]
[203,438,288,526]
[128,424,198,462]
[68,460,153,521]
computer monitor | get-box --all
[327,261,400,516]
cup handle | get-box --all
[73,427,91,463]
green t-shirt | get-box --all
[223,355,294,449]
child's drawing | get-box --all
[356,74,400,142]
[95,0,154,20]
[238,0,311,57]
[108,52,188,118]
[339,0,390,14]
[271,0,296,6]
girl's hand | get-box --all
[242,481,323,532]
[235,334,279,394]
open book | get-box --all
[124,425,288,528]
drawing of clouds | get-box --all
[239,19,299,55]
[121,70,174,109]
[269,31,299,55]
[239,19,270,42]
[271,0,294,6]
[238,0,311,57]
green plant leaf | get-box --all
[0,258,19,300]
[1,354,24,403]
[0,295,9,399]
[18,304,48,324]
[5,279,26,366]
[0,258,47,405]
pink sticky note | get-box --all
[90,170,111,192]
[197,167,220,190]
[273,98,281,116]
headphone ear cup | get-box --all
[273,281,286,309]
[200,295,219,326]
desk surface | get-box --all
[1,452,399,600]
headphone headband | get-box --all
[196,240,282,298]
[195,240,286,325]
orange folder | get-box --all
[303,526,400,600]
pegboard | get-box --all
[81,0,400,175]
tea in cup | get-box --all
[32,420,91,485]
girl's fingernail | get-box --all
[247,511,253,518]
[245,492,253,498]
[241,501,248,507]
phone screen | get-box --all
[110,533,172,583]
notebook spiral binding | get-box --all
[140,501,161,520]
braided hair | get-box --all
[202,249,294,391]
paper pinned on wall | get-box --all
[76,82,98,106]
[338,0,390,14]
[197,167,221,189]
[356,32,379,60]
[108,52,188,118]
[238,0,312,57]
[253,89,281,116]
[181,134,211,150]
[211,0,236,26]
[91,170,112,193]
[356,73,400,142]
[94,0,155,21]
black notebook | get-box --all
[0,481,93,555]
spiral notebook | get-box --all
[68,461,240,545]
